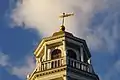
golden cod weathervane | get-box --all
[59,13,74,31]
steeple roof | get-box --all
[52,30,73,37]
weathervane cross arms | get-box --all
[59,13,74,26]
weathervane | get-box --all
[59,13,74,31]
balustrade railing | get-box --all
[67,57,94,73]
[38,57,94,74]
[40,57,65,71]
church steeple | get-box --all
[27,13,99,80]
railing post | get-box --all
[41,63,44,71]
[47,62,50,69]
[81,62,83,70]
[50,61,51,69]
[61,59,63,66]
[45,63,47,70]
[53,61,55,68]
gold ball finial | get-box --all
[60,25,65,31]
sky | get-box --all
[0,0,120,80]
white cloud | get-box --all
[89,11,120,52]
[10,0,120,52]
[0,52,9,67]
[0,51,35,79]
[11,56,35,79]
[10,0,104,36]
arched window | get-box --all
[51,49,61,59]
[67,49,77,59]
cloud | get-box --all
[0,52,35,79]
[10,56,35,79]
[0,52,9,67]
[87,10,120,52]
[10,0,104,35]
[9,0,120,52]
[10,0,104,36]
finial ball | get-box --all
[60,25,65,31]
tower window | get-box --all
[51,49,61,59]
[67,49,77,59]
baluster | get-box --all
[87,65,90,72]
[44,63,45,70]
[76,62,79,69]
[57,60,58,67]
[53,61,55,68]
[47,62,49,69]
[43,63,45,71]
[60,59,62,66]
[72,60,74,67]
[63,58,65,65]
[84,64,86,71]
[79,62,81,69]
[78,62,81,69]
[83,64,85,71]
[89,65,93,73]
[84,64,87,71]
[61,59,63,66]
[42,63,44,71]
[50,61,52,69]
[56,60,58,67]
[37,62,40,71]
[41,63,42,71]
[81,63,84,70]
[48,62,50,69]
[45,63,47,70]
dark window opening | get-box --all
[67,50,77,59]
[51,49,61,60]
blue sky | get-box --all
[0,0,120,80]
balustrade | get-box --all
[40,57,65,71]
[67,58,93,73]
[38,57,93,74]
